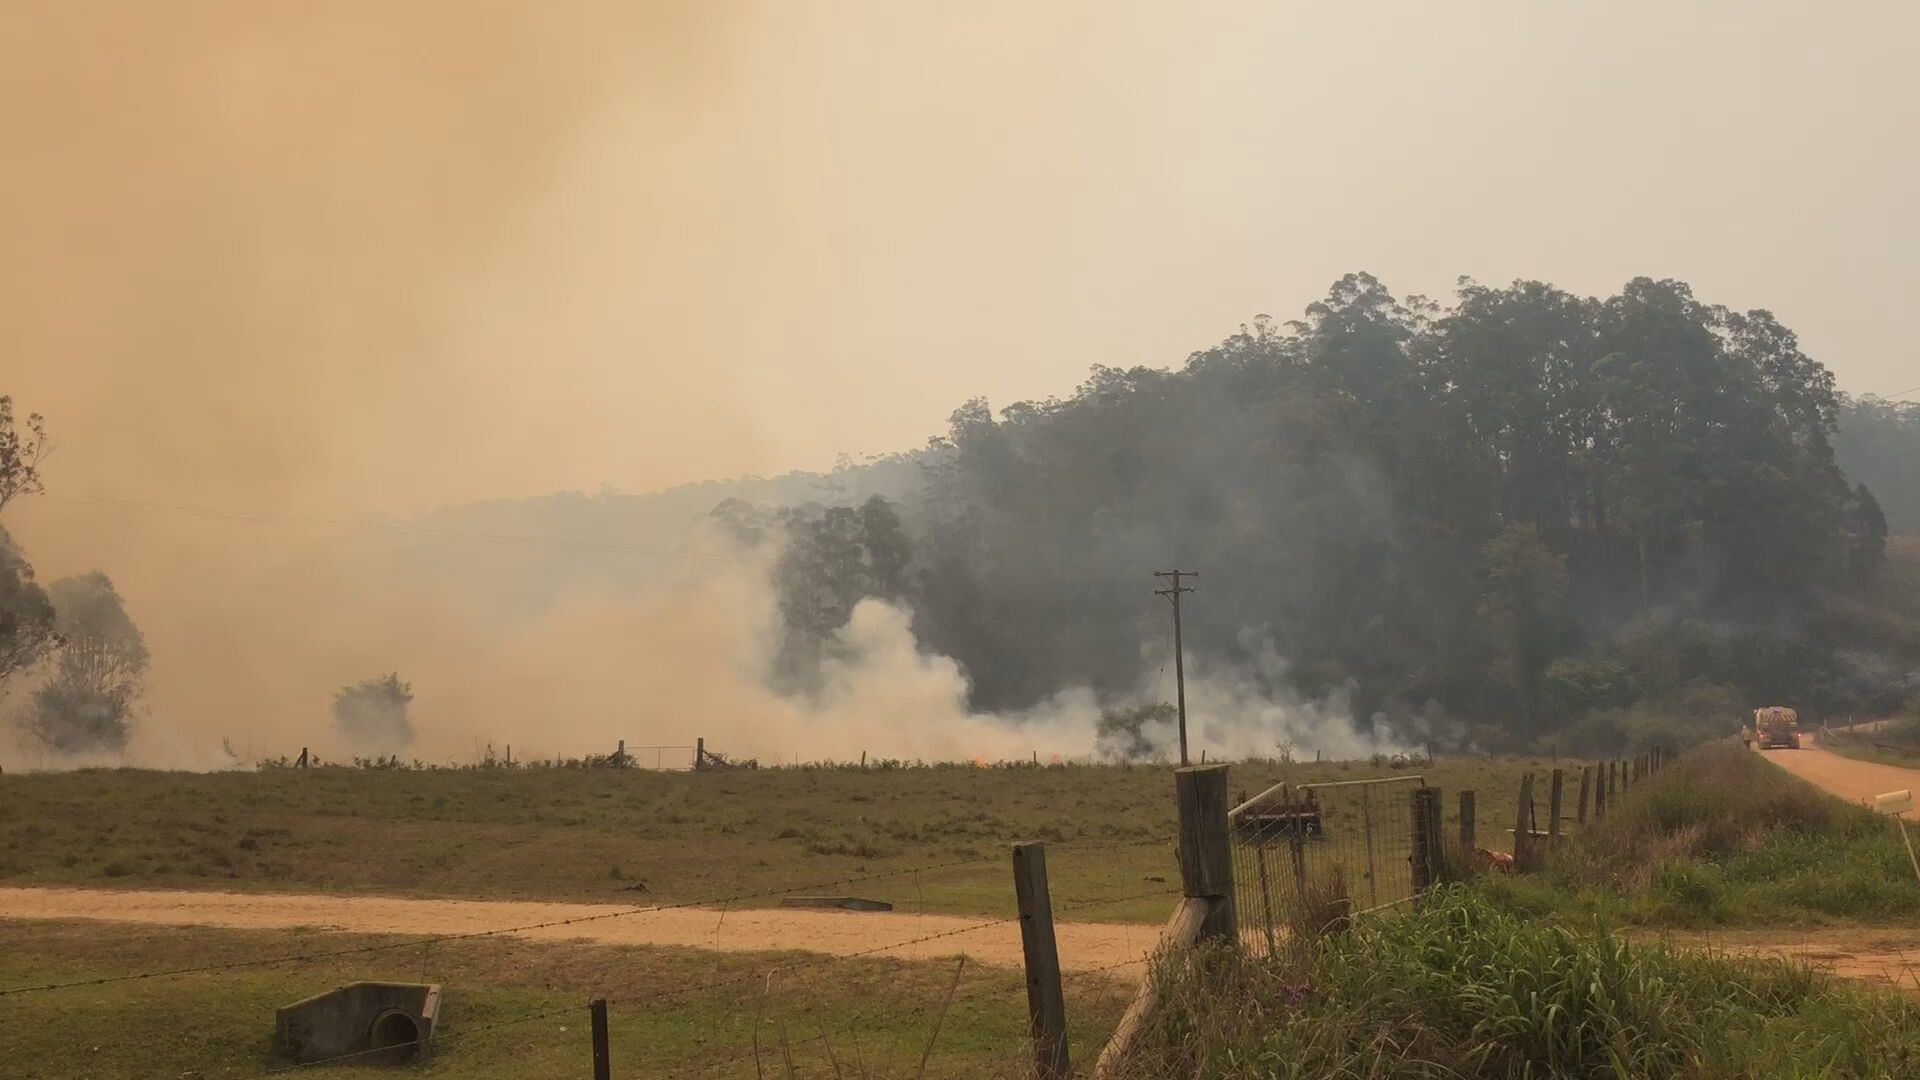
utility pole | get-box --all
[1154,569,1197,766]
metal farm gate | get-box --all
[1227,775,1437,958]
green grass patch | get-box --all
[1472,741,1920,927]
[1120,888,1920,1079]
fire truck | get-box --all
[1754,706,1801,749]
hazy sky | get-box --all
[7,1,1918,518]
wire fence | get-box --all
[1227,774,1425,959]
[2,832,1169,1078]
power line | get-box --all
[1152,569,1197,766]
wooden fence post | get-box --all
[1459,790,1476,850]
[1548,769,1564,848]
[1577,766,1592,825]
[1012,842,1070,1080]
[590,998,610,1080]
[1175,764,1236,942]
[1513,773,1539,871]
[693,738,705,771]
[296,747,308,770]
[1411,787,1444,891]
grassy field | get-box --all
[0,753,1656,1078]
[1820,714,1920,768]
[1474,741,1920,929]
[0,755,1566,922]
[0,918,1134,1079]
[1115,742,1920,1076]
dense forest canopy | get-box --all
[1835,395,1920,534]
[756,275,1915,752]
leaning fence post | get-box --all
[1175,764,1236,942]
[1595,762,1607,819]
[1012,842,1070,1079]
[1548,769,1565,848]
[1577,766,1592,825]
[1513,773,1539,871]
[590,998,610,1080]
[1459,790,1476,850]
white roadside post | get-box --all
[1872,789,1920,886]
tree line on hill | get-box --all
[752,274,1917,752]
[4,273,1917,758]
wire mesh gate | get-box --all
[1228,775,1430,958]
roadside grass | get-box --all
[0,918,1133,1079]
[1116,887,1920,1079]
[1821,715,1920,769]
[0,756,1554,920]
[1473,741,1920,928]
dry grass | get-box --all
[0,756,1556,920]
[0,917,1134,1078]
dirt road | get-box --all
[0,886,1158,979]
[1758,740,1920,818]
[1640,928,1920,995]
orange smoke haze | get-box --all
[4,3,1915,764]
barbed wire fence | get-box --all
[4,835,1173,1078]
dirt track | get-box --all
[1758,739,1920,818]
[0,886,1157,979]
[7,743,1916,994]
[1643,928,1920,995]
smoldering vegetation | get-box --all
[4,272,1918,769]
[745,274,1917,755]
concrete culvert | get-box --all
[276,981,439,1065]
[368,1010,421,1063]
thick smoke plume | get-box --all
[0,514,1405,770]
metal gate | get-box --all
[1227,775,1427,958]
